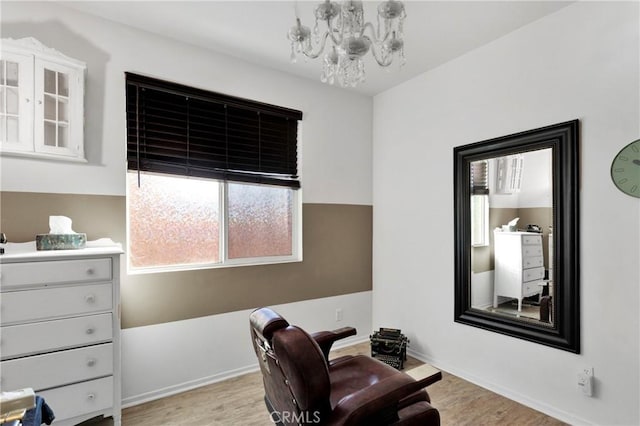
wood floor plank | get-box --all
[85,342,564,425]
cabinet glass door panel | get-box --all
[58,98,68,122]
[58,73,69,97]
[5,61,19,87]
[1,59,24,145]
[37,64,74,153]
[44,121,56,146]
[57,124,68,148]
[44,68,56,94]
[6,87,19,115]
[6,116,19,143]
[44,93,56,120]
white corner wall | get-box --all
[373,2,639,425]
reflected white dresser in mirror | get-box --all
[493,231,545,312]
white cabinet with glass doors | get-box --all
[1,37,86,161]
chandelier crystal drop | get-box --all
[287,0,406,88]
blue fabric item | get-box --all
[21,395,55,426]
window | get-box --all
[126,73,302,272]
[470,160,489,247]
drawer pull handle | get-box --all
[86,327,95,335]
[85,294,96,304]
[87,358,97,367]
[87,393,95,401]
[86,268,95,275]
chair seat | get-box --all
[328,355,404,408]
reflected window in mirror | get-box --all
[470,159,489,247]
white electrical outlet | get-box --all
[577,367,594,396]
[335,308,343,322]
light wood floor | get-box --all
[89,342,565,426]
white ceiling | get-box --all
[61,1,572,96]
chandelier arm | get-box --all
[327,18,343,46]
[359,22,391,45]
[301,30,331,60]
[366,36,394,67]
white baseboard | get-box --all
[121,363,258,408]
[122,335,370,409]
[407,348,593,426]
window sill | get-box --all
[127,256,303,275]
[0,149,87,163]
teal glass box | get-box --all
[36,233,87,250]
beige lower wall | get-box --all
[0,192,372,328]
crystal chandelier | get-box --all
[287,0,406,88]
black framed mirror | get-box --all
[454,120,580,353]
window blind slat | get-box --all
[126,73,301,189]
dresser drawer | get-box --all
[523,281,542,297]
[522,235,542,245]
[1,283,112,324]
[39,376,113,422]
[1,343,113,391]
[523,266,545,282]
[522,245,543,257]
[1,313,112,359]
[0,258,112,289]
[523,256,544,268]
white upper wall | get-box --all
[0,1,373,206]
[373,2,639,425]
[489,149,553,209]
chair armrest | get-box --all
[327,374,433,426]
[311,327,357,360]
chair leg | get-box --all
[264,395,284,426]
[540,296,551,322]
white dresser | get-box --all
[493,231,545,311]
[0,243,123,426]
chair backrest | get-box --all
[250,308,331,424]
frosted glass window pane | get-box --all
[44,69,56,94]
[128,172,220,268]
[6,62,18,87]
[228,183,293,259]
[7,117,18,143]
[44,95,56,120]
[58,126,68,148]
[0,60,5,84]
[44,121,56,146]
[0,87,5,113]
[0,117,5,142]
[6,88,18,115]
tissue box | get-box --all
[36,233,87,250]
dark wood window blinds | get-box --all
[126,73,302,188]
[470,160,489,195]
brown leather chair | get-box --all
[249,307,440,425]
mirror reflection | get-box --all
[470,148,554,325]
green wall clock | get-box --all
[611,139,640,198]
